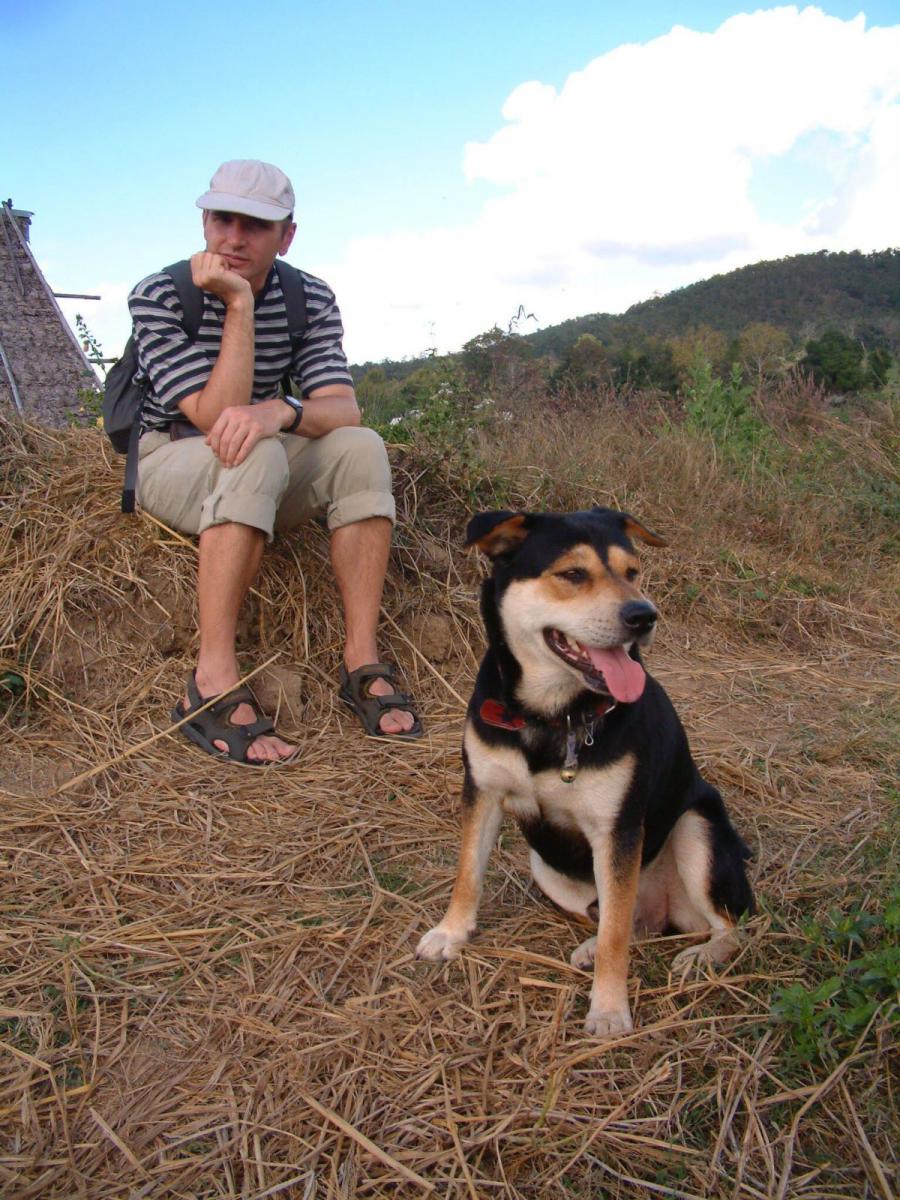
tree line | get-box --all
[351,249,899,429]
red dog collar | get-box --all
[479,696,614,731]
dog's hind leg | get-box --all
[529,850,598,918]
[667,807,752,974]
[417,785,504,962]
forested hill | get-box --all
[524,249,900,358]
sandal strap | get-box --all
[370,692,413,709]
[232,716,276,739]
[341,663,397,688]
[198,689,275,739]
[186,672,256,713]
[207,687,256,719]
[213,720,274,761]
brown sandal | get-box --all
[172,671,298,766]
[338,663,424,740]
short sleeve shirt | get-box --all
[127,265,354,432]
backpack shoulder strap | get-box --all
[116,262,203,516]
[164,259,204,338]
[274,262,308,339]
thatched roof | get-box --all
[0,204,96,427]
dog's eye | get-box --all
[557,568,589,584]
[625,567,639,582]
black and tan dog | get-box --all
[417,507,754,1036]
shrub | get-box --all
[802,328,866,393]
[683,358,771,463]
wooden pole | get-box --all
[0,336,24,415]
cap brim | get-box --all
[195,190,292,221]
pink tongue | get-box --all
[581,645,646,702]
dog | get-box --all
[417,507,754,1037]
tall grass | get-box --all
[385,367,898,647]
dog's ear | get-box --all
[465,511,531,557]
[591,506,668,547]
[622,514,667,547]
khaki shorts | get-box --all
[137,426,395,541]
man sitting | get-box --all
[128,159,422,764]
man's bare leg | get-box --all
[187,521,297,762]
[330,517,415,735]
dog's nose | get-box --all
[620,600,657,635]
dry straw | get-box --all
[0,407,896,1198]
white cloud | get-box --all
[331,6,900,364]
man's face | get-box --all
[202,210,296,293]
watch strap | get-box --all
[284,396,304,433]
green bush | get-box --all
[770,892,899,1067]
[802,328,866,392]
[684,358,771,463]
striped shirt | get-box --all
[128,265,354,432]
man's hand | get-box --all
[206,399,288,467]
[190,251,252,306]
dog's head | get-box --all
[467,507,666,713]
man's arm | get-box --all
[292,384,360,438]
[176,252,255,432]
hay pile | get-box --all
[1,410,896,1198]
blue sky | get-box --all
[3,1,899,364]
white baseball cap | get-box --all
[196,160,295,221]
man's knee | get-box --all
[320,426,391,487]
[322,427,394,530]
[235,435,291,482]
[277,426,394,532]
[199,437,291,539]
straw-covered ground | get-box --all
[1,394,897,1199]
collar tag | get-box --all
[561,716,579,783]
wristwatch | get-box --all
[282,394,304,433]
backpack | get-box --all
[103,259,307,513]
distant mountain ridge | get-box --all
[522,249,900,358]
[351,249,900,378]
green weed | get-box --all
[0,1017,38,1054]
[0,669,24,716]
[372,863,419,897]
[770,891,899,1068]
[75,313,107,380]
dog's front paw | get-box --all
[416,926,471,962]
[584,1007,633,1038]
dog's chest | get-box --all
[464,726,635,833]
